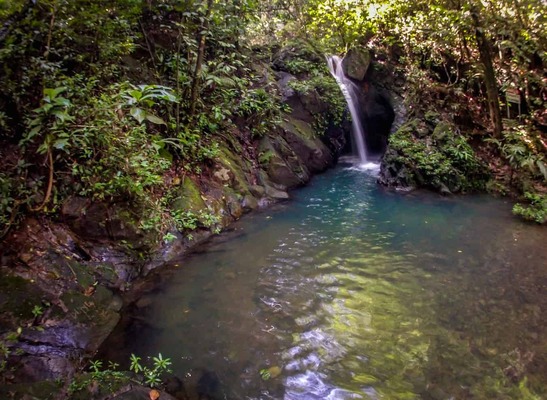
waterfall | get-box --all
[326,55,369,165]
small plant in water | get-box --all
[259,368,271,381]
[259,365,282,381]
[31,304,44,318]
[130,353,172,388]
[68,359,127,395]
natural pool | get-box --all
[101,162,547,399]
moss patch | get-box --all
[0,275,44,323]
[381,119,488,193]
[171,177,207,213]
[217,146,252,195]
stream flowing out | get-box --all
[102,163,547,399]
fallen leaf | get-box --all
[83,285,96,296]
[149,389,160,400]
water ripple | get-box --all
[101,166,547,399]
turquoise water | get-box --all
[102,163,547,399]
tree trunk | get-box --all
[471,10,503,137]
[189,0,214,118]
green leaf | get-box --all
[53,97,71,107]
[24,125,42,142]
[259,369,271,381]
[145,114,166,125]
[53,138,70,151]
[129,90,142,101]
[52,110,70,122]
[537,160,547,181]
[37,140,50,154]
[44,87,67,99]
[130,107,146,124]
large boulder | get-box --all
[258,136,308,188]
[280,117,334,173]
[378,119,488,193]
[61,198,150,247]
[342,47,371,81]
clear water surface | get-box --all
[101,162,547,399]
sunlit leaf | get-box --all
[130,107,146,124]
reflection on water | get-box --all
[101,164,547,399]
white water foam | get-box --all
[338,155,381,176]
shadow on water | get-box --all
[100,165,547,399]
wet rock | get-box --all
[265,185,289,200]
[280,118,334,173]
[241,195,259,212]
[277,71,297,101]
[249,185,265,198]
[216,147,255,196]
[164,374,187,398]
[135,295,154,309]
[299,88,327,115]
[439,183,453,196]
[226,194,243,219]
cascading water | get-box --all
[327,55,376,170]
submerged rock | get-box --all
[197,369,222,400]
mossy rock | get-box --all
[259,136,306,188]
[0,274,43,324]
[216,146,252,195]
[432,121,453,141]
[61,198,149,246]
[379,118,487,193]
[0,379,63,400]
[221,186,244,219]
[282,116,315,139]
[281,117,334,173]
[67,373,131,400]
[342,46,371,81]
[171,177,207,213]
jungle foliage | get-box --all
[0,0,287,237]
[385,118,487,193]
[0,0,545,238]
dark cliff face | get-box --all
[356,82,395,157]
